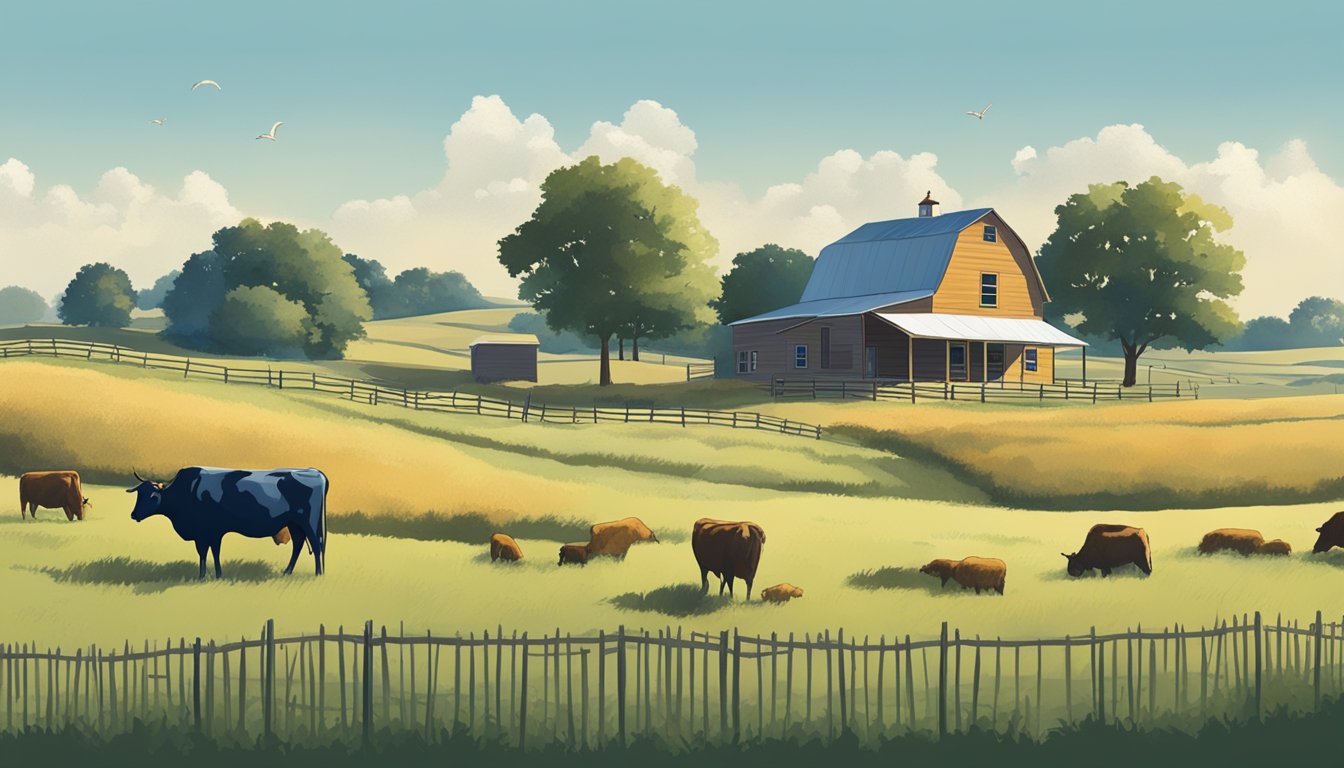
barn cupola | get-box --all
[918,191,940,218]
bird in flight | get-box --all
[191,79,222,91]
[150,118,166,126]
[256,121,283,141]
[966,103,992,120]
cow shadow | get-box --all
[1300,550,1344,569]
[845,567,945,595]
[1040,564,1151,581]
[42,556,278,594]
[609,584,738,618]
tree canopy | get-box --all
[58,263,137,328]
[497,156,718,384]
[1223,296,1344,350]
[342,254,488,320]
[136,270,181,310]
[162,219,371,358]
[1036,177,1244,386]
[710,244,814,325]
[0,286,48,325]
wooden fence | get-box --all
[0,338,819,440]
[769,377,1198,403]
[1,613,1340,747]
[686,362,715,381]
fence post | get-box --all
[193,638,201,731]
[1254,611,1263,720]
[732,632,742,743]
[1314,610,1323,710]
[362,620,374,746]
[718,630,729,742]
[938,622,948,741]
[264,619,275,741]
[617,626,628,746]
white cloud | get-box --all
[986,124,1344,317]
[0,161,240,300]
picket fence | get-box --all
[0,338,821,439]
[1,612,1341,747]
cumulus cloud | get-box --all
[0,159,240,300]
[986,124,1344,317]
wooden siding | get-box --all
[862,314,909,379]
[731,314,863,381]
[471,344,538,383]
[1002,344,1054,384]
[932,211,1045,318]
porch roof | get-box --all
[873,313,1088,347]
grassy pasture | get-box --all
[0,357,1342,651]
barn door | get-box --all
[986,343,1006,381]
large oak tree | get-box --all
[1036,177,1244,386]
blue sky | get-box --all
[1,0,1340,313]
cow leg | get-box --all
[746,578,754,601]
[283,527,305,575]
[195,541,209,580]
[297,520,323,576]
[210,539,223,579]
[1100,567,1112,577]
[700,569,710,595]
[1136,557,1152,575]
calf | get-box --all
[558,543,588,566]
[490,533,523,562]
[19,471,89,521]
[920,557,1007,595]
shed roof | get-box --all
[873,313,1087,346]
[727,290,932,326]
[469,334,540,348]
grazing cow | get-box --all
[558,543,588,566]
[490,533,523,562]
[587,517,658,558]
[919,557,1007,594]
[1198,528,1291,556]
[760,583,804,603]
[1311,511,1344,554]
[127,467,327,579]
[19,471,89,521]
[692,518,766,600]
[1063,524,1152,577]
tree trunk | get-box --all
[618,337,625,361]
[599,334,612,386]
[1121,341,1144,387]
[632,335,640,362]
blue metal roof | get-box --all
[728,290,933,326]
[799,208,993,303]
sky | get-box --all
[1,0,1341,317]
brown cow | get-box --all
[19,471,89,521]
[490,533,524,562]
[587,517,658,558]
[919,557,1007,594]
[1312,511,1344,554]
[1063,524,1152,577]
[692,518,766,600]
[558,543,588,566]
[760,583,804,603]
[1198,528,1291,556]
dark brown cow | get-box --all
[19,471,88,521]
[558,543,588,566]
[1312,511,1344,554]
[1062,524,1152,577]
[692,518,766,600]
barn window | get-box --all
[980,273,998,307]
[737,351,749,374]
[750,351,758,371]
[794,344,808,369]
[820,327,831,369]
[949,342,967,380]
[983,225,997,243]
[1025,347,1038,372]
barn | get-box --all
[469,334,539,383]
[730,194,1086,384]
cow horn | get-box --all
[133,470,147,483]
[1060,552,1070,558]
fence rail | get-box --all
[1,612,1340,748]
[0,338,819,440]
[769,377,1198,403]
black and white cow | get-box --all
[128,467,328,578]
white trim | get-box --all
[873,313,1088,347]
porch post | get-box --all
[1082,347,1087,384]
[945,340,950,382]
[907,336,914,383]
[983,343,988,383]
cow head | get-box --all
[126,471,165,522]
[1061,551,1085,577]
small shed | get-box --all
[469,334,539,383]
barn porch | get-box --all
[859,312,1088,384]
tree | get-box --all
[58,263,137,328]
[1036,177,1244,386]
[342,254,395,319]
[209,286,310,356]
[1288,296,1344,347]
[137,270,181,310]
[382,267,489,319]
[498,156,718,385]
[710,244,815,325]
[0,286,48,325]
[162,251,228,340]
[1227,316,1294,351]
